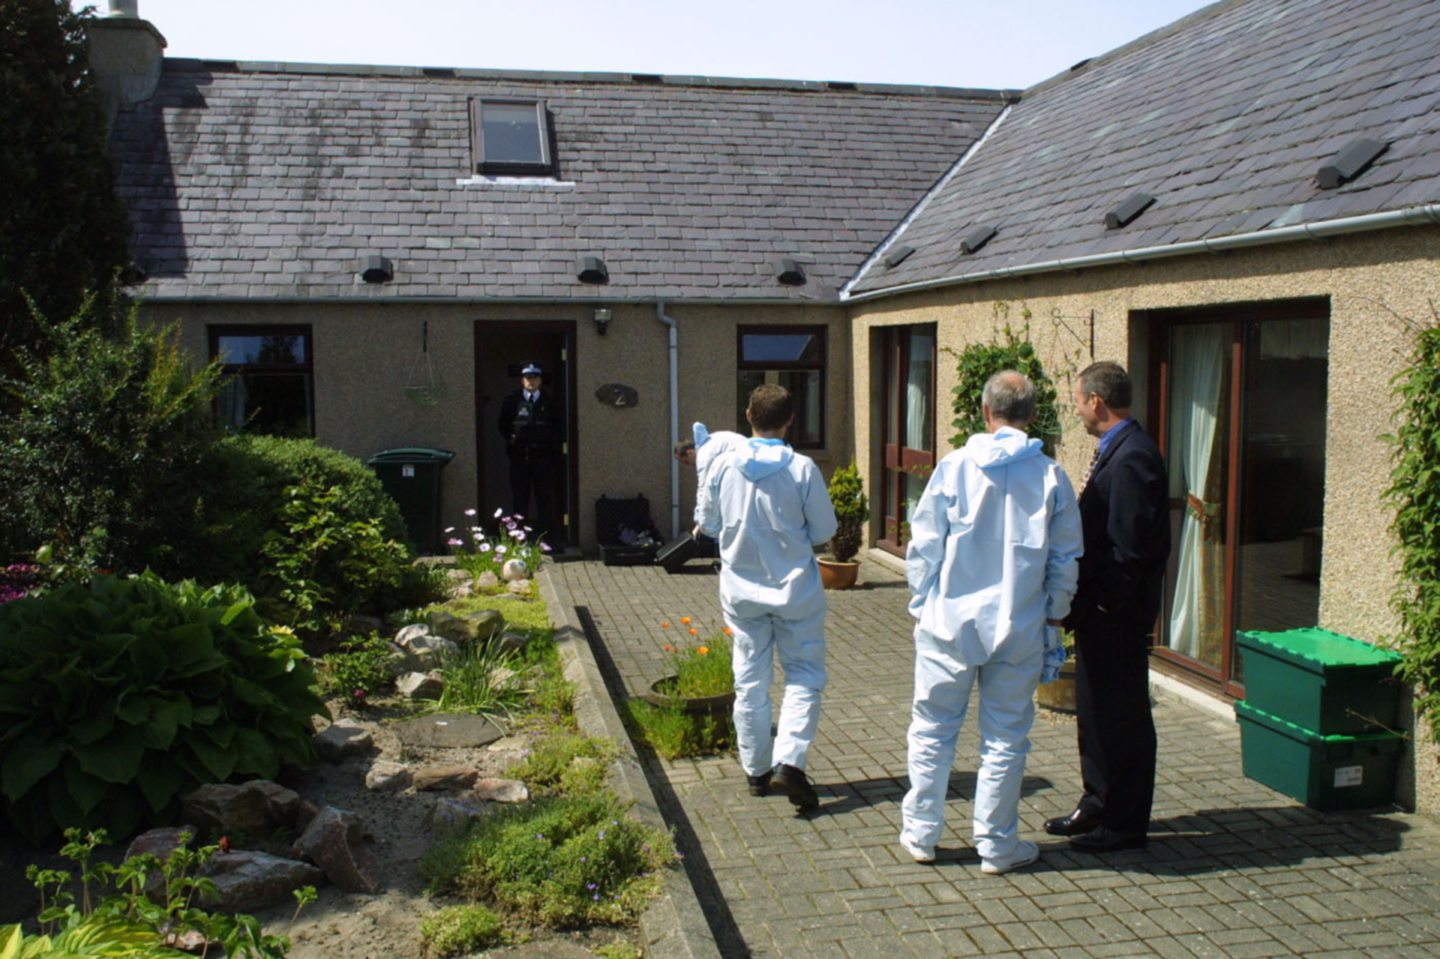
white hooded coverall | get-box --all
[900,426,1082,861]
[698,437,837,776]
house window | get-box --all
[736,326,825,449]
[471,99,552,175]
[211,326,314,437]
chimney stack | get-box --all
[88,1,167,128]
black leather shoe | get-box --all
[746,772,772,797]
[1043,807,1100,836]
[770,763,819,811]
[1070,826,1148,852]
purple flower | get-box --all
[514,530,527,543]
[479,543,492,553]
[541,542,553,553]
[447,537,463,547]
[496,545,508,554]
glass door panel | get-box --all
[879,326,936,554]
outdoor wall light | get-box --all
[360,255,394,283]
[593,307,613,336]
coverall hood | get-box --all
[738,437,794,480]
[964,427,1043,469]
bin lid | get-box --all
[1235,627,1401,672]
[366,447,456,465]
[1234,699,1404,745]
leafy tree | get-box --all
[0,0,130,372]
[0,296,222,577]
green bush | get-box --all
[420,793,675,927]
[623,700,732,761]
[318,633,402,704]
[507,733,617,799]
[0,573,328,842]
[0,300,221,578]
[183,434,444,634]
[948,321,1061,453]
[419,904,507,957]
[825,463,868,563]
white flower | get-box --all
[478,543,492,553]
[496,545,508,554]
[444,526,455,533]
[494,508,504,518]
[464,508,477,516]
[514,530,527,542]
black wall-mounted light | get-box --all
[577,255,609,284]
[883,245,916,269]
[593,307,613,336]
[774,257,807,286]
[960,225,998,255]
[1317,138,1388,190]
[1105,192,1156,230]
[360,255,394,283]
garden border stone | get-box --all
[539,568,721,959]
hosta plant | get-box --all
[0,573,328,842]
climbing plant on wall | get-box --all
[946,307,1064,454]
[1385,308,1440,742]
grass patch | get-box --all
[420,793,675,928]
[623,699,733,760]
[419,904,508,957]
[507,732,617,798]
[434,641,529,718]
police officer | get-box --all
[497,362,559,541]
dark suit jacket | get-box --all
[1069,420,1171,632]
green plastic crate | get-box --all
[1235,700,1403,811]
[1236,628,1402,735]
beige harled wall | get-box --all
[847,226,1440,816]
[151,299,848,553]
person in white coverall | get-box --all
[697,384,838,810]
[899,370,1082,873]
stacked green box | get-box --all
[1234,628,1405,811]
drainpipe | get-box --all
[843,203,1440,303]
[657,302,681,538]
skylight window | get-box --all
[471,98,553,175]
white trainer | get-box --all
[980,840,1040,875]
[900,838,935,864]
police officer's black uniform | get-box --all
[497,364,559,539]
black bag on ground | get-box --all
[595,494,661,566]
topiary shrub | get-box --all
[0,572,328,843]
[826,462,868,563]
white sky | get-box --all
[82,0,1218,90]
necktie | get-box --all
[1079,445,1101,493]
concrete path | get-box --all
[548,555,1440,958]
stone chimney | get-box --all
[87,0,167,128]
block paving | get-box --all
[548,557,1440,958]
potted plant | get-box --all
[641,617,735,717]
[819,461,867,589]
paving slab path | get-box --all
[548,556,1440,958]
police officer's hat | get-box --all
[520,363,543,376]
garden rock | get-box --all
[476,571,500,589]
[397,634,458,671]
[429,608,505,646]
[343,613,384,637]
[396,670,444,701]
[364,761,412,793]
[182,780,312,837]
[422,795,491,837]
[125,827,194,900]
[507,578,532,596]
[201,850,324,914]
[413,765,479,791]
[290,806,379,894]
[314,719,376,762]
[473,778,529,803]
[394,623,432,647]
[492,630,529,656]
[501,558,528,581]
[449,580,474,600]
[446,568,472,583]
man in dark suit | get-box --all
[497,362,559,541]
[1046,361,1170,852]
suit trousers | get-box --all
[1073,617,1157,834]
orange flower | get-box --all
[661,621,671,629]
[722,626,733,636]
[662,643,675,653]
[696,646,709,655]
[689,627,698,636]
[680,616,692,625]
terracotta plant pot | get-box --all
[642,676,735,717]
[817,557,860,590]
[1036,660,1078,713]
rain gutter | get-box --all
[842,204,1440,304]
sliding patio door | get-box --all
[1153,303,1329,696]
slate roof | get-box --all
[108,62,1009,302]
[848,0,1440,298]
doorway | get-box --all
[1150,299,1329,698]
[877,324,937,556]
[473,322,577,548]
